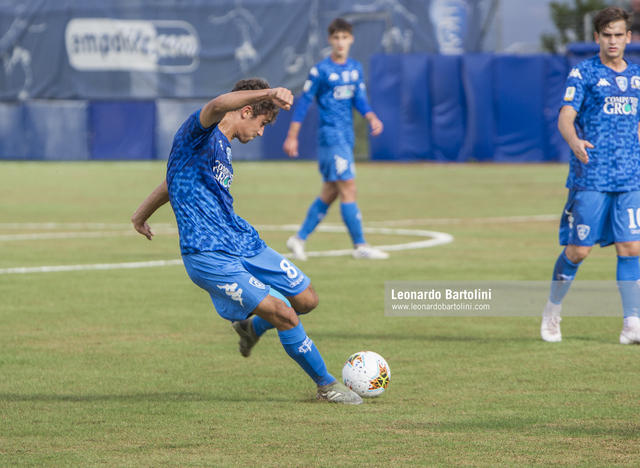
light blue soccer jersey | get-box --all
[166,110,266,256]
[292,56,372,148]
[562,55,640,191]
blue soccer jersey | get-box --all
[562,55,640,191]
[166,110,266,256]
[292,56,372,148]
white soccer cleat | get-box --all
[620,316,640,345]
[541,301,562,342]
[352,244,389,260]
[286,235,307,261]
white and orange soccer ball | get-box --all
[342,351,391,398]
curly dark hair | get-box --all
[593,7,630,34]
[231,78,278,123]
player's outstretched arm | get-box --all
[131,180,170,240]
[200,88,293,129]
[365,112,383,136]
[283,122,302,157]
[558,105,593,164]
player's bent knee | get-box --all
[291,286,319,315]
[273,303,299,330]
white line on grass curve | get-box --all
[0,224,453,274]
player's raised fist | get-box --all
[270,87,293,110]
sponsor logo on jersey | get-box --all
[217,283,244,306]
[603,96,638,115]
[564,86,576,101]
[333,84,355,100]
[65,18,200,73]
[632,76,640,89]
[328,72,339,81]
[616,76,628,92]
[248,276,266,289]
[334,154,349,175]
[576,224,591,241]
[597,78,611,87]
[213,161,233,189]
[569,68,582,79]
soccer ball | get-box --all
[342,351,391,398]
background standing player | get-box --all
[283,18,388,261]
[541,7,640,344]
[131,78,362,404]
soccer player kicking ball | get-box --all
[131,78,362,404]
[283,18,388,261]
[541,7,640,344]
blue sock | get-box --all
[251,289,290,338]
[298,197,329,240]
[278,322,335,386]
[617,256,640,318]
[549,249,581,304]
[340,202,365,245]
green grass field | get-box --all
[2,161,640,466]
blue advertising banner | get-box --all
[0,0,488,100]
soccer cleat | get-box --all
[352,244,390,260]
[541,301,562,342]
[620,316,640,345]
[232,318,260,357]
[316,380,363,405]
[286,235,308,261]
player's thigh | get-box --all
[317,144,355,182]
[559,190,612,246]
[612,191,640,245]
[241,246,310,298]
[182,251,270,322]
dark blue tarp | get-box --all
[369,53,570,162]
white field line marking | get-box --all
[366,214,559,227]
[0,224,453,274]
[0,229,178,242]
[0,214,558,232]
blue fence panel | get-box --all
[460,54,494,161]
[430,55,465,161]
[370,54,431,160]
[24,101,89,160]
[0,103,28,160]
[89,101,155,160]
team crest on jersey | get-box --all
[328,72,339,81]
[597,78,611,87]
[569,68,582,79]
[632,76,640,89]
[564,86,576,101]
[576,224,591,241]
[248,276,266,289]
[616,76,628,92]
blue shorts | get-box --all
[559,190,640,247]
[182,246,310,321]
[318,144,355,182]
